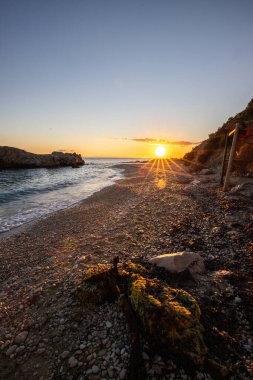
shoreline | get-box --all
[0,163,140,242]
[0,161,252,380]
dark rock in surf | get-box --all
[0,146,85,169]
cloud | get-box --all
[118,137,198,147]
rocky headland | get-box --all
[0,146,85,169]
[184,99,253,174]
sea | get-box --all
[0,158,139,233]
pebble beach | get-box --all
[0,162,252,380]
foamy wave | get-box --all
[0,166,124,233]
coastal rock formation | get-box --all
[77,260,208,373]
[184,99,253,174]
[0,146,85,169]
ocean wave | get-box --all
[0,162,125,233]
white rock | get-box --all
[149,252,205,274]
[106,321,112,328]
[14,331,28,344]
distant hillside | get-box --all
[184,99,253,173]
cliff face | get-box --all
[0,147,85,169]
[184,99,253,173]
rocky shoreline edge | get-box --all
[0,146,85,169]
[0,162,252,379]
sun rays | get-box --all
[137,155,194,190]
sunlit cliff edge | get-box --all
[184,99,253,174]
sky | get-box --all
[0,0,253,158]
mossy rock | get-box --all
[77,261,207,365]
[76,264,116,307]
[129,273,207,364]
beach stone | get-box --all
[98,349,106,357]
[106,321,112,328]
[61,350,70,359]
[92,364,99,373]
[212,226,221,234]
[68,356,78,368]
[6,345,17,356]
[87,353,93,362]
[16,345,25,353]
[230,182,253,197]
[199,168,214,175]
[153,364,162,375]
[119,368,127,379]
[14,331,28,344]
[142,351,149,360]
[36,348,46,355]
[107,368,114,377]
[149,252,205,274]
[227,230,241,239]
[77,256,86,264]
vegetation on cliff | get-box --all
[184,99,253,173]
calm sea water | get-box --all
[0,158,137,233]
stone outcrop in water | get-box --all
[0,146,85,169]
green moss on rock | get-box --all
[77,261,207,364]
[128,273,207,364]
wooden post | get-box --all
[220,135,229,185]
[223,123,241,191]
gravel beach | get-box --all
[0,162,252,380]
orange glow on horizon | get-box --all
[1,136,196,159]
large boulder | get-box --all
[149,252,205,275]
[129,273,207,363]
[0,146,84,169]
[77,260,207,365]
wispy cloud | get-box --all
[117,137,198,147]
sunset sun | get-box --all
[155,145,166,158]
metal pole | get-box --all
[220,135,229,186]
[223,123,241,191]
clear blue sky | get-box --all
[1,0,253,157]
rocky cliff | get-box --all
[0,147,85,169]
[184,99,253,174]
